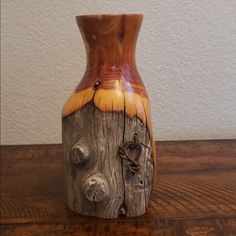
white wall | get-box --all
[1,0,236,144]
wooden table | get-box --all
[1,140,236,236]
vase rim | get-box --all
[76,13,143,18]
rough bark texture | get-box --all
[62,102,153,218]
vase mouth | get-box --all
[76,14,143,19]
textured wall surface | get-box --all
[1,0,236,144]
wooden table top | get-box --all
[1,140,236,236]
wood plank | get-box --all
[1,218,236,236]
[1,140,236,176]
[1,140,236,235]
[157,140,236,174]
[1,171,236,224]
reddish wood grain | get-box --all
[1,140,236,235]
[62,14,153,135]
[75,14,144,93]
[62,16,156,200]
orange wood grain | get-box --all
[62,14,153,139]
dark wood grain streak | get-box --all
[1,140,236,235]
[1,218,236,236]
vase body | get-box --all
[62,14,155,218]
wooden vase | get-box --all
[62,14,155,218]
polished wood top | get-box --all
[62,15,154,144]
[75,14,144,93]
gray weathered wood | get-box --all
[62,102,153,218]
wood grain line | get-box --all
[1,140,236,227]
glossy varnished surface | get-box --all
[76,14,144,92]
[62,14,153,138]
[1,140,236,235]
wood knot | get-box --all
[82,173,110,202]
[93,81,101,90]
[71,140,89,165]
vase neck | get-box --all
[76,14,143,72]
